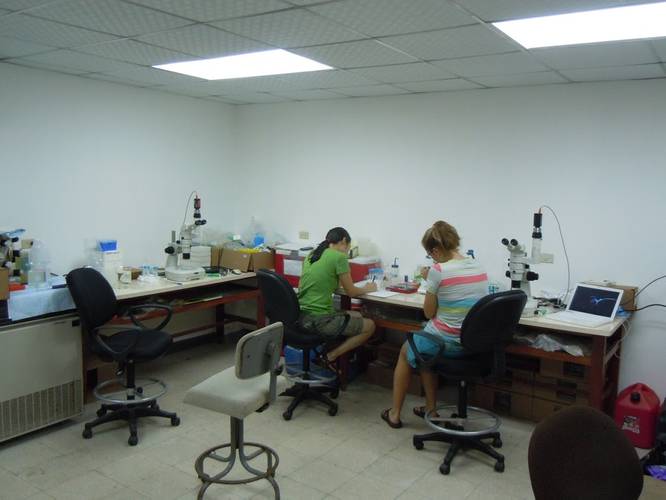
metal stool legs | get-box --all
[194,417,280,499]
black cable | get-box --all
[624,303,666,312]
[540,205,570,304]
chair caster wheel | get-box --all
[171,416,180,426]
[492,437,502,448]
[450,413,458,418]
[128,434,138,446]
[96,408,107,417]
[494,461,505,473]
[136,387,143,394]
[439,463,450,475]
[82,428,93,439]
[283,411,293,421]
[413,438,424,450]
[328,405,338,416]
[330,388,339,399]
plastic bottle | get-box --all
[390,258,400,284]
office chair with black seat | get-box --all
[256,269,346,420]
[411,290,527,475]
[528,405,643,500]
[66,267,180,446]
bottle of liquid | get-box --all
[390,257,400,284]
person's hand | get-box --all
[420,266,430,280]
[364,282,378,293]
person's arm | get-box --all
[423,292,438,319]
[339,272,377,297]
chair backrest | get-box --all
[66,267,117,330]
[528,406,643,500]
[256,269,301,327]
[235,322,284,379]
[460,290,527,353]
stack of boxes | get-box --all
[209,245,274,272]
[365,343,423,396]
[471,353,590,422]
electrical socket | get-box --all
[299,230,309,240]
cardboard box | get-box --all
[210,245,224,267]
[585,282,638,310]
[540,359,588,382]
[487,368,535,396]
[365,361,422,396]
[220,249,274,272]
[0,268,9,300]
[533,374,590,405]
[472,384,532,420]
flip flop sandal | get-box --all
[413,406,440,419]
[381,408,403,429]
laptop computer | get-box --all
[549,283,624,327]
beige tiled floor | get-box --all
[0,340,537,500]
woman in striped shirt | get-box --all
[381,221,488,428]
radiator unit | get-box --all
[0,314,83,442]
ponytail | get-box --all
[421,221,460,254]
[308,226,351,264]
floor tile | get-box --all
[290,460,357,494]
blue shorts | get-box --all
[406,330,466,368]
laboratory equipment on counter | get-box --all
[390,258,400,284]
[164,192,207,282]
[502,210,553,315]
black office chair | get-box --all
[529,406,643,500]
[256,269,348,420]
[411,290,527,475]
[67,267,180,446]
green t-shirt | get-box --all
[298,248,350,315]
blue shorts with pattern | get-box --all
[406,329,467,368]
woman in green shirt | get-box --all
[298,227,377,363]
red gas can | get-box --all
[615,383,661,448]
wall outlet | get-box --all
[299,230,309,240]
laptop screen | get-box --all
[568,285,622,318]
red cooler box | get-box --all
[349,256,381,283]
[274,243,315,287]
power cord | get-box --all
[540,205,571,305]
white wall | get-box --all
[0,63,238,274]
[232,80,666,397]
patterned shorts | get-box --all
[299,312,364,339]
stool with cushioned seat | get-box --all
[184,322,287,499]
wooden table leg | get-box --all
[216,304,225,343]
[589,336,607,412]
[338,353,349,390]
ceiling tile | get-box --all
[101,65,204,86]
[0,13,118,47]
[471,71,568,87]
[309,0,476,37]
[432,51,547,77]
[0,35,54,57]
[155,83,216,97]
[283,0,327,5]
[293,39,417,69]
[83,72,158,87]
[0,8,8,15]
[13,49,140,73]
[269,88,342,100]
[452,0,627,22]
[8,57,87,74]
[215,92,291,103]
[653,39,666,62]
[138,24,269,58]
[0,1,57,11]
[129,0,292,23]
[29,0,192,37]
[349,62,456,83]
[396,78,481,92]
[76,39,196,65]
[331,84,410,97]
[560,63,666,82]
[213,9,364,48]
[531,40,659,70]
[381,25,519,61]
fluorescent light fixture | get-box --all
[154,49,332,80]
[494,2,666,49]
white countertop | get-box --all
[113,272,256,301]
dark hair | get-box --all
[421,221,460,255]
[309,227,351,264]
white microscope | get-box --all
[502,211,554,315]
[164,194,207,282]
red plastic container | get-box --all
[615,383,661,448]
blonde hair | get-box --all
[421,221,460,254]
